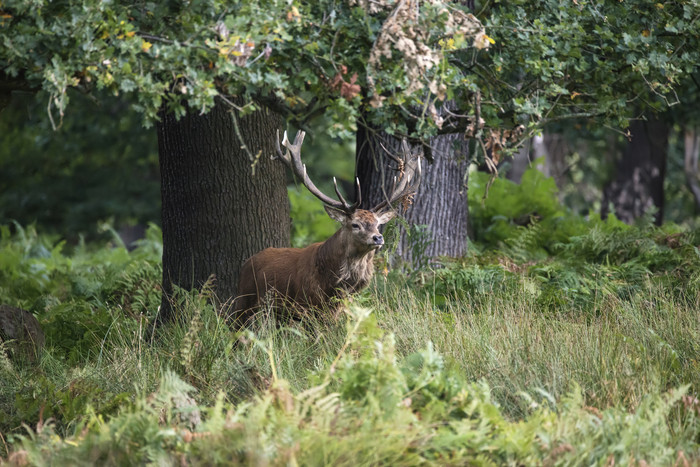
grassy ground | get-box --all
[0,223,699,465]
[369,277,700,418]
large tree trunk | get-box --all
[157,100,290,323]
[356,126,469,268]
[601,118,669,225]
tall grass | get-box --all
[3,302,699,466]
[369,278,700,417]
[1,222,699,464]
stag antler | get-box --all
[274,130,361,213]
[372,138,422,213]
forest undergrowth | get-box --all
[1,169,699,465]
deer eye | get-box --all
[351,223,360,229]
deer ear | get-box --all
[324,205,349,223]
[375,209,396,225]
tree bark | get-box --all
[506,142,530,184]
[157,100,290,323]
[601,118,669,225]
[684,127,700,210]
[355,125,469,268]
[0,93,10,113]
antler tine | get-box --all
[274,130,289,162]
[332,178,350,211]
[331,176,362,211]
[274,129,351,211]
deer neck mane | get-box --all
[316,228,375,292]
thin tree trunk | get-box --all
[0,93,9,113]
[506,142,530,184]
[532,132,569,197]
[601,118,668,225]
[356,125,469,268]
[684,127,700,209]
[157,100,289,324]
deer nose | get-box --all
[372,234,384,245]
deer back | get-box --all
[233,242,324,323]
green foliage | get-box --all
[0,0,488,138]
[469,161,579,249]
[459,164,700,315]
[10,372,131,438]
[405,224,434,270]
[288,187,337,247]
[1,223,699,463]
[5,308,699,465]
[4,0,699,145]
[0,91,159,240]
[426,262,519,308]
[0,222,163,362]
[477,0,700,130]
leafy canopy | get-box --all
[1,0,699,143]
[0,0,485,137]
[476,0,700,131]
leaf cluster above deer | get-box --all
[231,130,422,326]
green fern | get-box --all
[504,220,547,262]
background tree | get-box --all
[468,0,700,230]
[685,126,700,210]
[667,76,700,221]
[356,126,469,267]
[601,116,669,225]
[528,75,700,227]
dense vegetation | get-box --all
[3,0,700,464]
[1,167,698,465]
[0,92,159,242]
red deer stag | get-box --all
[231,130,421,325]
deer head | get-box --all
[274,130,422,254]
